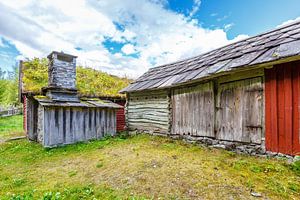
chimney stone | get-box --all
[42,51,79,102]
[47,51,77,89]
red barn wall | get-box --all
[23,95,27,133]
[265,61,300,155]
[116,101,125,131]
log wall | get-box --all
[127,91,170,134]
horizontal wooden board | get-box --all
[127,90,170,134]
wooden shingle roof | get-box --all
[121,20,300,93]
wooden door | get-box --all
[216,77,263,143]
[265,61,300,155]
[171,82,214,137]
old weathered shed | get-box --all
[121,20,300,156]
[26,51,122,147]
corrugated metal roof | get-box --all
[121,20,300,93]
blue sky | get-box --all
[0,0,299,77]
[166,0,300,39]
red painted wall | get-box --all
[265,61,300,155]
[23,95,27,133]
[116,101,125,132]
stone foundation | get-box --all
[128,130,295,161]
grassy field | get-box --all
[0,116,299,199]
[0,115,24,141]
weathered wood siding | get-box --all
[127,91,170,134]
[42,107,116,147]
[26,97,38,141]
[171,82,214,137]
[216,77,263,144]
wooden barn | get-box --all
[121,21,300,156]
[23,51,122,147]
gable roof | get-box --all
[121,20,300,93]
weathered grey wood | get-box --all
[43,107,49,146]
[83,108,89,140]
[78,108,85,141]
[65,108,72,144]
[127,90,170,134]
[216,77,263,143]
[171,82,215,137]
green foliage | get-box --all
[22,58,48,93]
[22,58,131,97]
[0,65,19,106]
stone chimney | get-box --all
[42,51,79,102]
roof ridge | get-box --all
[148,19,300,71]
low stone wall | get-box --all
[129,130,295,161]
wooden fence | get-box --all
[0,106,22,117]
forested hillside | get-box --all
[22,58,132,97]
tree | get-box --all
[0,64,20,106]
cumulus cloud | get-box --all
[121,44,137,55]
[277,16,300,28]
[0,0,247,78]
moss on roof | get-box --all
[22,58,132,97]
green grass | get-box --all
[0,117,299,199]
[0,115,24,140]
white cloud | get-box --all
[189,0,201,17]
[0,0,247,78]
[0,37,5,47]
[277,17,300,28]
[121,44,137,55]
[224,23,234,31]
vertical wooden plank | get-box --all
[265,67,278,152]
[284,64,293,155]
[101,109,106,136]
[90,108,95,138]
[95,109,101,139]
[50,108,58,146]
[293,63,300,155]
[72,108,78,142]
[277,66,286,153]
[43,108,49,146]
[57,108,64,144]
[65,108,72,144]
[79,108,85,141]
[113,110,117,135]
[85,108,91,140]
[100,109,104,138]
